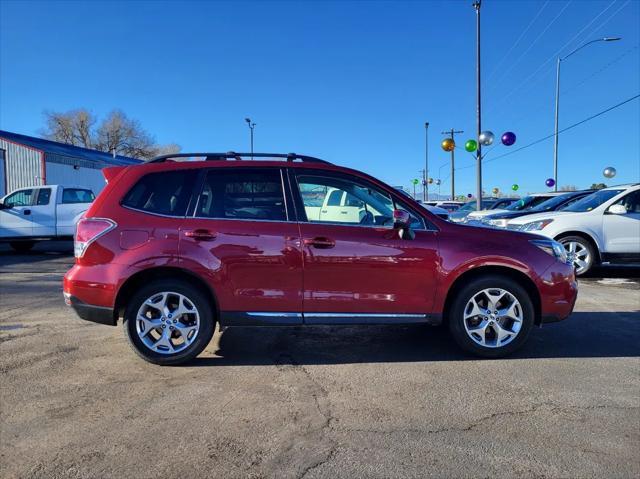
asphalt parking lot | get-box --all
[1,242,639,478]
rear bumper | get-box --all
[64,292,116,326]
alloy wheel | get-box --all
[135,292,200,354]
[463,288,523,348]
[562,240,591,275]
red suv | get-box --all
[63,153,577,365]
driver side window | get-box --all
[296,175,395,227]
[4,189,34,207]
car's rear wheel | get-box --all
[557,235,595,276]
[448,276,534,358]
[123,279,215,365]
[10,241,35,253]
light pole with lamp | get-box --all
[424,122,429,201]
[553,37,621,191]
[244,118,256,156]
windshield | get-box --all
[530,193,584,212]
[563,189,624,212]
[505,195,552,211]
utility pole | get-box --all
[442,128,464,200]
[424,122,429,201]
[473,0,482,210]
[245,118,256,156]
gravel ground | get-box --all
[1,241,639,478]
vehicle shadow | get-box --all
[191,311,640,367]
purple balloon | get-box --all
[501,131,516,146]
[467,193,473,198]
[545,178,555,188]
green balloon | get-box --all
[511,184,519,191]
[465,140,478,152]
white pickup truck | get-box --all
[0,185,94,252]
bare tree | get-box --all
[41,109,179,160]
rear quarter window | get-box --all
[122,170,198,216]
[62,188,95,204]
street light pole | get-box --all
[553,37,620,191]
[245,118,256,156]
[424,122,429,202]
[473,0,482,210]
[442,128,464,200]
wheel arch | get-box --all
[113,266,219,324]
[442,266,542,326]
[554,230,601,263]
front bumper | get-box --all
[64,292,116,326]
[538,261,578,324]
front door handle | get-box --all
[23,209,31,216]
[303,237,336,249]
[184,229,217,241]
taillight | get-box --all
[74,218,116,258]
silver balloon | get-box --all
[603,167,617,179]
[435,179,441,185]
[479,130,495,146]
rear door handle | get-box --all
[303,237,336,249]
[184,229,217,241]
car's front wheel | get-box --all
[123,279,215,365]
[448,276,534,358]
[557,235,595,276]
[10,241,35,253]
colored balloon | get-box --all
[492,187,499,195]
[545,178,556,188]
[465,140,478,152]
[467,193,473,198]
[501,131,516,146]
[428,177,434,184]
[441,138,455,152]
[603,167,617,179]
[435,179,441,185]
[511,184,519,191]
[479,131,495,146]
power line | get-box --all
[488,1,573,91]
[485,0,623,115]
[484,1,550,83]
[456,94,640,171]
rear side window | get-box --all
[122,170,197,216]
[196,169,286,221]
[62,188,95,204]
[36,188,51,205]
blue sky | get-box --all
[1,0,638,197]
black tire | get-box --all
[448,275,535,358]
[10,241,35,253]
[123,279,216,365]
[557,235,596,276]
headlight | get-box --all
[518,219,554,231]
[530,239,568,263]
[486,218,509,228]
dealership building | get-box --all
[0,130,140,197]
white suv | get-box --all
[507,184,640,275]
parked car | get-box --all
[393,189,449,220]
[465,193,560,224]
[478,190,595,228]
[63,153,577,365]
[425,201,463,212]
[0,185,95,252]
[508,184,640,275]
[449,197,519,223]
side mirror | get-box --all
[607,204,627,215]
[393,209,415,240]
[0,202,8,210]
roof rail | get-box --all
[147,152,331,164]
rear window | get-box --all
[62,188,95,204]
[122,170,197,216]
[196,168,286,221]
